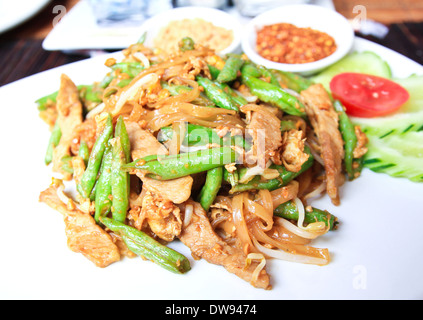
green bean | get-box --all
[214,82,248,108]
[100,217,191,274]
[216,54,244,83]
[272,70,314,93]
[78,140,90,166]
[94,146,113,223]
[100,62,144,88]
[241,75,306,117]
[36,84,101,111]
[334,100,362,180]
[207,64,221,80]
[179,37,195,52]
[274,200,338,231]
[78,85,103,103]
[197,167,223,211]
[45,121,62,165]
[280,120,297,132]
[161,81,215,107]
[240,63,261,78]
[60,155,74,174]
[115,116,131,162]
[157,124,251,151]
[77,114,113,198]
[223,166,239,188]
[257,65,281,87]
[123,147,237,180]
[196,76,239,112]
[111,137,129,223]
[36,91,58,111]
[230,146,314,193]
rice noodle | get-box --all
[245,253,266,287]
[231,193,254,251]
[303,180,326,200]
[270,181,299,208]
[251,222,330,265]
[133,52,150,68]
[111,73,158,116]
[252,237,329,265]
[86,102,105,119]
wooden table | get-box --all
[1,0,423,87]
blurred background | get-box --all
[0,0,422,86]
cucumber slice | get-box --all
[352,110,423,137]
[311,51,392,90]
[364,137,423,182]
[351,74,423,137]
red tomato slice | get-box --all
[329,73,410,118]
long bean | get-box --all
[230,146,314,193]
[216,54,244,83]
[158,124,251,150]
[77,114,113,198]
[196,76,239,112]
[94,146,113,223]
[122,147,238,180]
[100,217,191,274]
[272,70,314,92]
[274,200,338,231]
[111,137,129,223]
[334,100,362,180]
[241,75,306,117]
[197,167,223,211]
[78,140,90,166]
[45,121,62,165]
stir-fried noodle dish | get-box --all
[38,37,368,289]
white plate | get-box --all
[1,37,423,300]
[0,0,51,34]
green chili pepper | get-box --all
[274,200,338,231]
[197,167,223,211]
[100,217,191,274]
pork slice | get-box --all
[243,104,282,166]
[52,74,83,180]
[300,84,345,205]
[126,121,193,203]
[125,121,168,160]
[39,185,121,268]
[179,201,271,289]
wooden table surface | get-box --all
[1,0,423,87]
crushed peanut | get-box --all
[256,23,337,64]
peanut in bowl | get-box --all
[241,4,354,76]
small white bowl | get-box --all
[241,4,354,75]
[138,6,242,55]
